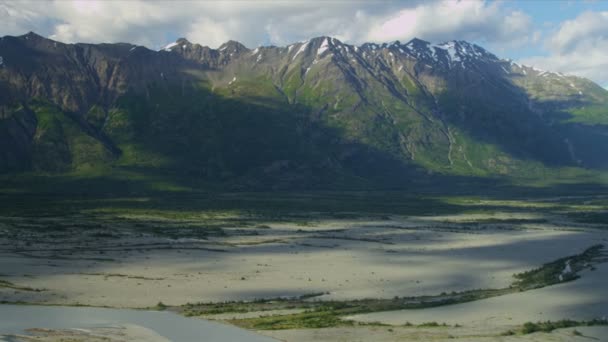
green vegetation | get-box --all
[0,183,485,219]
[3,76,608,192]
[29,101,115,173]
[2,34,608,194]
[567,106,608,125]
[182,293,326,316]
[230,309,355,330]
[418,322,448,327]
[228,310,453,330]
[513,244,604,289]
[2,36,608,340]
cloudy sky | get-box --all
[1,0,607,87]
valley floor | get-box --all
[1,193,607,341]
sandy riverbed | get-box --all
[2,324,170,342]
[1,213,606,308]
[260,325,608,342]
[1,210,607,341]
[348,262,608,327]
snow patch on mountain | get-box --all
[292,41,309,60]
[568,82,584,95]
[161,42,178,51]
[435,42,460,63]
[317,38,329,56]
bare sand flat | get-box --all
[260,325,608,342]
[1,324,170,342]
[348,262,608,328]
[1,214,606,308]
[2,209,608,342]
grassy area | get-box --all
[2,174,608,225]
[513,244,604,289]
[229,309,356,330]
[567,106,608,125]
[228,309,456,330]
[180,293,326,316]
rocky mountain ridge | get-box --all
[1,32,607,188]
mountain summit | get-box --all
[1,33,607,188]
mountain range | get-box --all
[1,31,607,189]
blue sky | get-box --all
[1,0,607,87]
[500,1,607,56]
[483,0,608,88]
[499,1,608,59]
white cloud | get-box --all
[520,11,608,86]
[0,0,533,50]
[4,1,605,86]
[0,2,49,36]
[186,17,233,48]
[365,0,534,47]
[45,1,189,47]
[548,11,608,53]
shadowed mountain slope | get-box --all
[1,32,607,189]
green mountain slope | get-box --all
[1,32,607,189]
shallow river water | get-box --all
[0,304,276,341]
